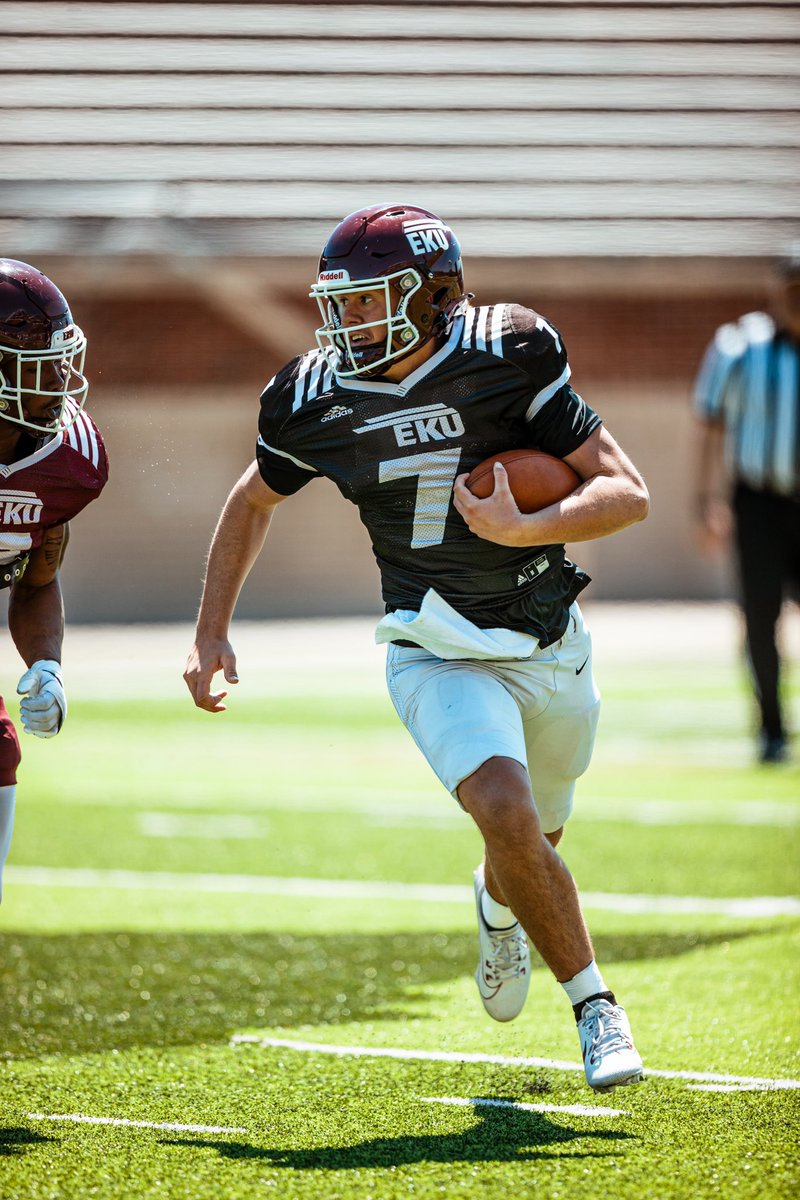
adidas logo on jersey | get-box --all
[321,404,354,423]
[516,554,549,586]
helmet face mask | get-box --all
[310,204,465,379]
[312,268,423,378]
[0,259,89,434]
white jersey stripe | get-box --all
[257,435,316,473]
[358,402,452,428]
[307,356,327,403]
[460,308,477,348]
[74,413,90,462]
[490,303,506,355]
[525,364,572,421]
[293,351,324,412]
[76,412,99,468]
[473,306,491,352]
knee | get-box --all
[457,756,537,832]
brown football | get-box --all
[466,449,579,513]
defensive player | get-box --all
[0,259,108,898]
[184,204,649,1092]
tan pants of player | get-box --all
[385,602,601,834]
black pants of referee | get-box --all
[733,482,800,742]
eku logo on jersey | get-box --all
[0,489,44,525]
[354,402,465,448]
[403,218,452,257]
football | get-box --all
[466,449,580,513]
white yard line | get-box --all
[28,1113,245,1134]
[232,1035,800,1092]
[6,865,799,918]
[137,812,263,839]
[131,796,800,828]
[422,1096,628,1118]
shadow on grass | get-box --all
[0,925,769,1059]
[160,1101,635,1168]
[0,1126,58,1156]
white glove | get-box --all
[17,659,67,738]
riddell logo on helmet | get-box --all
[318,270,350,283]
[403,220,451,256]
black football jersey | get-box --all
[257,303,602,646]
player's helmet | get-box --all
[0,259,88,433]
[310,203,466,378]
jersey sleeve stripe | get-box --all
[76,414,92,465]
[293,350,327,412]
[473,306,491,352]
[62,406,100,470]
[77,413,99,468]
[461,306,506,356]
[490,303,506,354]
[256,435,316,473]
[525,364,572,422]
[307,356,332,403]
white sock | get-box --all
[481,888,517,930]
[561,960,608,1006]
[0,784,16,904]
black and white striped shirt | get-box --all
[694,311,800,498]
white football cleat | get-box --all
[577,997,645,1092]
[473,864,530,1022]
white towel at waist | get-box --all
[374,588,538,661]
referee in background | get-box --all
[693,254,800,764]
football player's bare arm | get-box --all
[453,427,649,548]
[7,524,69,666]
[184,461,287,713]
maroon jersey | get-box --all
[0,406,108,575]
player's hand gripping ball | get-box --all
[466,449,579,513]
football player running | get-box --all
[0,260,108,900]
[184,205,649,1092]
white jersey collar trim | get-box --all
[0,432,63,478]
[335,312,467,397]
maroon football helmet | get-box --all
[310,203,466,378]
[0,259,88,433]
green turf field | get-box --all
[0,615,798,1199]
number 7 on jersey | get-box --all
[379,449,463,549]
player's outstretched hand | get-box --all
[183,638,239,713]
[453,462,524,546]
[17,659,67,738]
